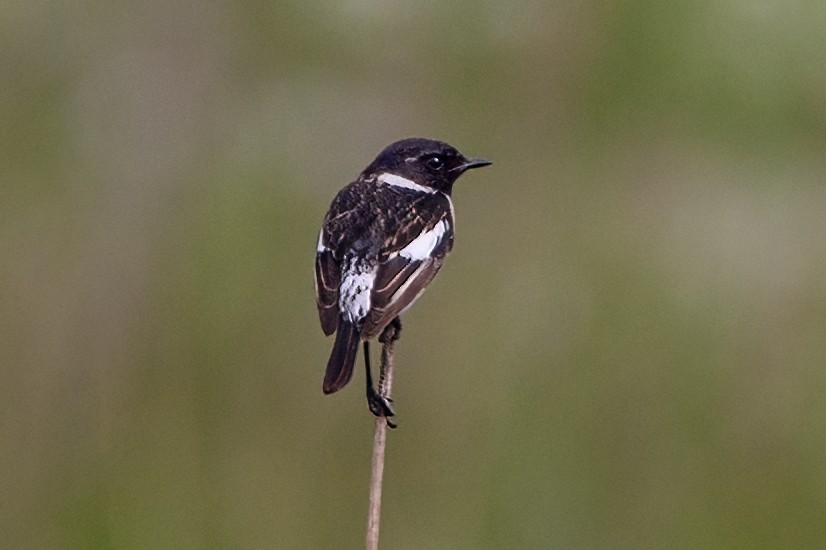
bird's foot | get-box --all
[367,386,397,429]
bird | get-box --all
[314,137,491,423]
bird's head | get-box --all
[364,138,491,194]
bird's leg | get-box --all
[364,340,396,428]
[377,316,402,395]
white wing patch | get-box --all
[339,257,376,324]
[316,230,327,253]
[398,219,448,261]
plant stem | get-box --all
[365,332,397,550]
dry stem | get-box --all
[365,330,397,550]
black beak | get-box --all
[451,157,492,173]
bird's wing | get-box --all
[315,181,373,335]
[360,193,454,338]
[314,246,340,335]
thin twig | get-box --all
[365,328,397,550]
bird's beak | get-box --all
[451,157,492,173]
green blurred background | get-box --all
[3,1,826,548]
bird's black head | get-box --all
[363,138,491,195]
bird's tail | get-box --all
[323,318,359,394]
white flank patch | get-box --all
[316,230,327,253]
[339,258,376,324]
[399,220,448,261]
[377,172,436,194]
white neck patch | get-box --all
[377,172,436,194]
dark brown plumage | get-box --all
[314,138,490,414]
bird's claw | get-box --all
[367,387,397,428]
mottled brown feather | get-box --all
[361,258,443,338]
[315,179,454,339]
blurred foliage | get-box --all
[2,1,826,548]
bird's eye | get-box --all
[425,156,445,170]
